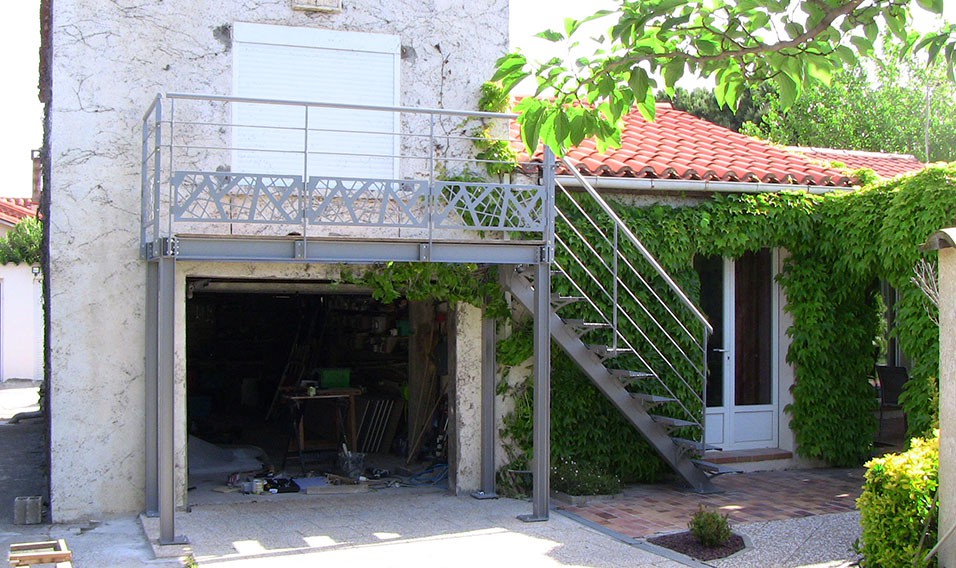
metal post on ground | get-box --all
[145,261,159,517]
[472,302,498,500]
[519,260,551,522]
[158,252,187,545]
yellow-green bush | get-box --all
[857,432,939,567]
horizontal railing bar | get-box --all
[159,120,514,147]
[165,92,519,120]
[165,144,522,170]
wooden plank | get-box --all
[10,540,59,552]
[9,539,73,567]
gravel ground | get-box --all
[711,511,862,568]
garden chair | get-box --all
[875,365,908,444]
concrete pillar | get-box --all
[939,245,956,567]
[924,229,956,566]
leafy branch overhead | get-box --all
[494,0,954,154]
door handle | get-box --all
[711,348,728,353]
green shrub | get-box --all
[688,506,732,547]
[551,457,623,496]
[857,432,939,567]
[0,217,41,265]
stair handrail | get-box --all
[558,157,713,335]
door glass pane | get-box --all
[694,254,723,408]
[734,249,773,406]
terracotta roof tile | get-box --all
[785,147,926,179]
[514,103,855,188]
[0,197,39,227]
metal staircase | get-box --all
[504,158,734,493]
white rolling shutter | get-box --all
[233,22,400,179]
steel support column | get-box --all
[158,255,186,545]
[519,261,551,522]
[472,298,498,500]
[145,261,159,517]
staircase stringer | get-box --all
[505,270,717,493]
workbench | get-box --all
[282,388,362,471]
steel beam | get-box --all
[145,261,159,517]
[519,261,551,522]
[174,237,544,266]
[157,256,187,545]
[472,298,498,500]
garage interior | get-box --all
[184,278,452,499]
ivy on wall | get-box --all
[494,164,955,475]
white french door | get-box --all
[698,249,779,450]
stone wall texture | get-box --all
[49,0,507,521]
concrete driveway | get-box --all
[142,491,687,568]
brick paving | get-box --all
[560,468,865,538]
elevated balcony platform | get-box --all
[141,93,554,265]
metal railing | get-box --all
[554,157,713,431]
[140,93,549,256]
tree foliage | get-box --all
[740,46,956,161]
[0,217,42,266]
[494,0,954,154]
[661,85,773,131]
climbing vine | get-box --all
[345,83,954,478]
[496,164,956,476]
[343,262,508,317]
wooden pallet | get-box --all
[8,539,73,567]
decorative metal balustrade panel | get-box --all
[167,172,547,234]
[172,171,304,225]
[431,181,545,232]
[305,177,429,227]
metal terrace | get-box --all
[139,93,716,547]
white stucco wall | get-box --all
[0,263,43,382]
[49,0,507,521]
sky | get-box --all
[0,2,42,198]
[0,1,954,199]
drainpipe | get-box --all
[555,175,851,195]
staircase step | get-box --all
[588,345,635,359]
[610,369,656,383]
[650,415,697,429]
[631,393,677,405]
[691,459,741,477]
[550,294,585,309]
[563,319,612,336]
[672,438,721,452]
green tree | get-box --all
[494,0,954,153]
[0,217,42,265]
[661,85,773,132]
[740,47,956,161]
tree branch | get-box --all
[601,0,868,73]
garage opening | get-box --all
[185,278,452,500]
